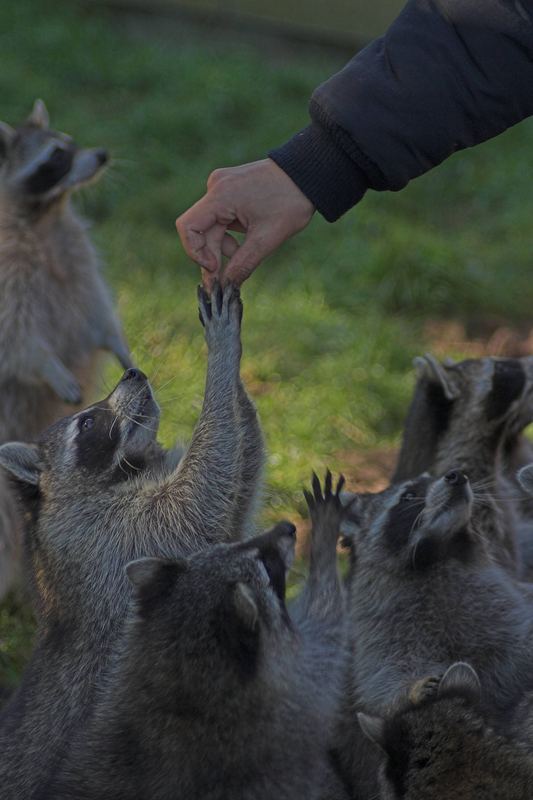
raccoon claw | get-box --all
[305,470,346,515]
[198,282,243,345]
[197,285,212,327]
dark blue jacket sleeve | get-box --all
[269,0,533,221]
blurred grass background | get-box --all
[1,0,532,686]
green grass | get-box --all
[1,0,533,684]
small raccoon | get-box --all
[394,354,533,574]
[0,100,131,598]
[0,284,264,799]
[336,469,533,799]
[359,662,533,800]
[41,474,348,800]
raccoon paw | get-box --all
[198,282,243,346]
[408,675,441,705]
[44,363,82,405]
[56,374,83,405]
[304,470,346,534]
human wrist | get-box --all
[268,123,368,222]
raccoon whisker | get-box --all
[116,459,129,477]
[154,375,179,393]
[409,507,427,537]
[109,415,119,440]
[125,382,151,407]
[411,537,421,570]
[470,478,500,490]
[122,413,155,433]
[121,457,141,472]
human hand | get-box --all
[176,158,314,289]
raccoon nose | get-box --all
[276,521,297,539]
[445,470,468,486]
[121,368,147,383]
[95,148,108,166]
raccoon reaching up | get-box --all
[42,475,349,800]
[337,469,533,799]
[0,284,264,799]
[0,99,131,598]
[359,663,533,799]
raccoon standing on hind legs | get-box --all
[0,99,132,598]
[0,283,264,800]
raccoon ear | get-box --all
[517,464,533,496]
[413,353,459,401]
[27,99,49,129]
[126,557,188,601]
[438,662,481,700]
[231,582,259,632]
[0,443,41,485]
[0,122,15,159]
[357,713,386,751]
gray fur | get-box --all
[0,284,264,799]
[336,471,533,799]
[394,354,533,574]
[362,664,533,799]
[0,100,131,598]
[41,474,347,800]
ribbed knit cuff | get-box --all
[268,123,368,222]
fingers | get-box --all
[222,225,286,286]
[177,159,315,286]
[176,199,234,273]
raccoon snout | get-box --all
[95,148,108,166]
[276,521,296,539]
[444,470,468,487]
[120,368,146,383]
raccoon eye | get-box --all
[401,490,417,502]
[80,416,94,432]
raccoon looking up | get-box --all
[336,469,533,800]
[0,99,132,598]
[359,663,533,799]
[393,354,533,574]
[0,284,264,799]
[40,475,348,800]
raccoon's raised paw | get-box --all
[408,675,441,705]
[40,355,82,405]
[197,282,243,345]
[304,470,346,535]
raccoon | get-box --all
[336,469,533,799]
[0,284,264,799]
[40,474,348,800]
[393,354,533,574]
[0,99,132,598]
[359,662,533,799]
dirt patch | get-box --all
[333,447,397,493]
[424,320,533,359]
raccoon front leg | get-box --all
[159,283,244,545]
[229,377,265,538]
[301,471,346,622]
[33,340,82,404]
